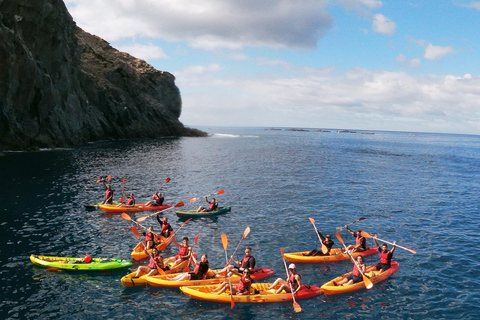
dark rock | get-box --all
[0,0,206,151]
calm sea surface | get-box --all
[1,126,479,319]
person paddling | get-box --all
[196,196,219,212]
[170,254,212,281]
[133,248,168,278]
[267,264,302,295]
[366,236,396,274]
[170,237,192,269]
[156,216,173,238]
[333,255,366,286]
[304,233,334,256]
[214,268,252,295]
[344,226,366,253]
[146,192,164,207]
[136,225,158,251]
[101,179,114,204]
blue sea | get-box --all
[1,126,479,319]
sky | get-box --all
[64,0,480,135]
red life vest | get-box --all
[148,256,161,269]
[380,250,391,264]
[105,190,112,198]
[126,198,134,205]
[288,272,301,289]
[352,265,361,277]
[208,201,215,210]
[241,255,251,269]
[178,245,188,256]
[236,275,250,292]
[355,235,364,246]
[161,223,171,234]
[145,232,154,242]
[193,261,209,276]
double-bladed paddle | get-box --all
[336,217,366,232]
[226,227,251,266]
[136,202,184,222]
[308,217,328,254]
[221,234,235,309]
[280,248,302,313]
[130,226,165,275]
[189,190,225,203]
[184,234,200,272]
[360,231,416,254]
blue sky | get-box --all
[65,0,480,135]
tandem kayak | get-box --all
[283,247,378,263]
[320,261,400,295]
[97,204,171,213]
[120,254,196,287]
[131,232,176,261]
[175,206,231,218]
[180,282,323,303]
[30,255,133,271]
[146,268,275,288]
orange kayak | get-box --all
[131,232,175,261]
[320,261,400,295]
[98,204,171,213]
[121,254,196,287]
[283,247,378,263]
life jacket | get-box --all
[127,197,134,205]
[148,256,162,269]
[145,232,154,242]
[289,272,301,289]
[208,201,215,210]
[355,235,364,246]
[105,190,112,198]
[236,275,250,292]
[161,223,171,234]
[155,196,164,205]
[380,250,391,265]
[193,261,209,277]
[241,255,251,269]
[178,245,188,256]
[352,264,361,277]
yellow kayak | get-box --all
[321,261,400,295]
[121,254,195,287]
[146,268,275,288]
[180,283,322,303]
[131,232,175,261]
[283,247,378,263]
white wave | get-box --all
[211,133,259,138]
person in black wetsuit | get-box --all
[304,233,334,256]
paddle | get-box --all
[184,234,200,272]
[131,226,165,275]
[96,175,111,183]
[280,248,302,313]
[221,234,235,310]
[335,233,373,289]
[171,218,193,247]
[227,227,251,266]
[120,177,126,203]
[189,189,225,203]
[158,177,171,192]
[336,217,366,232]
[136,201,185,222]
[308,218,328,254]
[360,231,416,254]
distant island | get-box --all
[0,0,206,151]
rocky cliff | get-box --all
[0,0,205,151]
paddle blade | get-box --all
[131,227,141,239]
[293,301,302,313]
[243,227,251,239]
[107,175,111,180]
[194,234,200,244]
[174,202,184,208]
[122,177,126,184]
[335,232,345,246]
[96,179,100,183]
[216,189,225,195]
[359,217,366,221]
[46,268,61,272]
[364,276,374,289]
[308,217,315,225]
[280,247,285,257]
[360,231,372,238]
[137,215,148,222]
[165,177,171,183]
[121,213,132,221]
[183,218,192,226]
[221,234,228,251]
[121,197,125,202]
[189,197,198,203]
[231,296,235,309]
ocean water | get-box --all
[1,126,479,319]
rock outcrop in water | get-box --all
[0,0,206,151]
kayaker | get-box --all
[156,216,173,238]
[333,255,366,286]
[196,196,219,212]
[137,225,158,251]
[116,193,135,207]
[214,268,252,295]
[344,226,366,252]
[304,233,334,256]
[366,237,396,274]
[133,248,168,277]
[216,246,256,276]
[170,237,192,269]
[170,254,212,281]
[145,192,164,207]
[267,264,302,295]
[101,179,114,204]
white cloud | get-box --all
[372,14,396,35]
[424,44,455,60]
[116,43,169,61]
[458,1,480,11]
[396,54,422,69]
[358,0,383,9]
[179,67,480,134]
[65,0,333,50]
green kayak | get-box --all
[175,206,232,218]
[30,254,133,271]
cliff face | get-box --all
[0,0,205,151]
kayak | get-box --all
[30,254,133,271]
[180,282,323,303]
[146,268,275,288]
[84,202,118,210]
[175,206,231,218]
[320,261,400,295]
[98,204,171,213]
[131,232,175,261]
[283,247,378,263]
[121,254,196,287]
